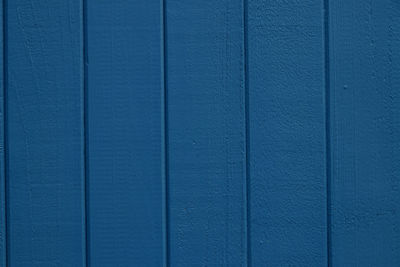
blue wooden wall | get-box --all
[0,0,399,266]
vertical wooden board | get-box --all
[248,0,327,265]
[166,0,247,265]
[86,1,164,266]
[7,0,85,266]
[0,0,5,265]
[329,0,400,265]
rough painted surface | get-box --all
[6,0,85,266]
[329,0,400,265]
[248,0,327,265]
[166,1,247,265]
[86,0,164,266]
[0,0,399,266]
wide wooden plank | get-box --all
[166,1,247,265]
[86,1,164,266]
[329,0,400,265]
[247,0,327,265]
[6,0,85,266]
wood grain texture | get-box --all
[86,1,164,266]
[166,0,247,265]
[1,1,400,265]
[329,0,400,265]
[6,0,85,266]
[247,0,327,265]
[7,0,86,265]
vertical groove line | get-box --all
[323,0,331,266]
[83,0,90,266]
[161,0,170,266]
[2,0,8,265]
[243,0,251,266]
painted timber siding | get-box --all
[0,0,399,266]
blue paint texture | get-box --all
[248,0,327,265]
[0,0,399,266]
[329,0,400,265]
[86,0,164,266]
[6,0,85,266]
[166,1,247,265]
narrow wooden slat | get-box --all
[248,0,327,265]
[86,1,164,265]
[166,1,247,265]
[329,0,400,265]
[0,0,5,265]
[7,0,85,266]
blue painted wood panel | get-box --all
[0,0,399,266]
[166,0,247,265]
[329,0,400,265]
[247,0,327,265]
[86,1,164,266]
[6,0,85,266]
